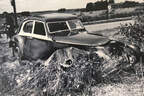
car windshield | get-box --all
[47,19,84,33]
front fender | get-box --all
[103,40,140,64]
[126,44,141,64]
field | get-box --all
[0,16,144,95]
[71,7,143,22]
[74,7,136,16]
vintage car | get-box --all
[11,13,140,64]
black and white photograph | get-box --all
[0,0,144,96]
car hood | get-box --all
[53,32,110,46]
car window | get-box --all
[34,21,46,36]
[48,22,69,32]
[68,20,83,29]
[23,21,33,33]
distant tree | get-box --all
[58,8,66,12]
[86,2,94,11]
[86,0,115,11]
[2,11,8,18]
[109,0,115,4]
[94,1,107,10]
[121,1,139,8]
[20,11,30,16]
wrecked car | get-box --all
[11,13,140,64]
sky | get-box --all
[0,0,143,13]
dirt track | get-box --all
[85,20,134,36]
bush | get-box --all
[118,15,144,49]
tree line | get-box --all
[86,0,140,11]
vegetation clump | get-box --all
[118,15,144,49]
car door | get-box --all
[29,20,53,59]
[20,20,34,59]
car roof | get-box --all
[24,13,78,22]
[40,13,78,22]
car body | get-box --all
[11,13,140,64]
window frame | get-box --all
[68,19,84,30]
[46,19,84,34]
[19,20,34,35]
[19,20,51,41]
[33,20,47,36]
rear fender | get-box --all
[12,35,24,55]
